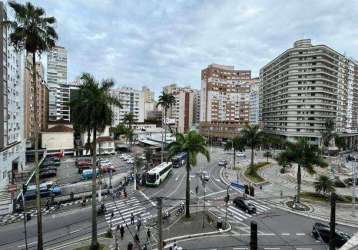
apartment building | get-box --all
[193,89,201,125]
[163,84,196,133]
[111,87,145,126]
[142,86,156,120]
[260,39,358,147]
[47,46,70,121]
[249,79,260,125]
[24,57,49,144]
[0,2,26,193]
[200,64,253,140]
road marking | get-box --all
[264,248,280,250]
[198,190,226,199]
[296,248,312,250]
[233,248,248,250]
[280,233,290,236]
[18,241,36,248]
[70,229,81,234]
[167,174,185,197]
[295,233,305,236]
[139,190,156,206]
[260,233,275,236]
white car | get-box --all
[237,152,246,158]
[201,171,210,181]
[127,159,134,164]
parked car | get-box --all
[76,159,91,167]
[201,171,210,182]
[312,222,351,247]
[100,164,116,173]
[40,169,57,179]
[236,152,246,158]
[218,160,227,167]
[78,163,91,173]
[82,169,100,180]
[233,197,256,214]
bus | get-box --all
[171,152,187,168]
[146,162,173,186]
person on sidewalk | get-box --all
[134,233,140,244]
[127,241,133,250]
[130,213,135,224]
[146,228,151,241]
[137,217,142,231]
[120,224,125,239]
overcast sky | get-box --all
[22,0,358,94]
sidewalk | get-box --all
[221,155,358,228]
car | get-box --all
[312,222,351,247]
[127,159,134,164]
[82,169,100,180]
[201,171,210,181]
[218,160,227,167]
[40,169,57,179]
[40,166,57,172]
[236,152,246,158]
[76,159,91,167]
[233,197,256,214]
[100,164,116,173]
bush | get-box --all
[280,168,286,174]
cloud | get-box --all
[22,0,358,95]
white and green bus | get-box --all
[146,162,173,186]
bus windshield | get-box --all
[147,173,157,183]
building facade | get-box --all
[142,86,156,120]
[0,2,25,194]
[193,89,201,125]
[199,64,253,140]
[260,39,358,146]
[24,57,49,144]
[47,46,70,121]
[111,87,145,126]
[249,79,260,125]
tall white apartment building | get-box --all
[111,87,144,126]
[0,2,25,196]
[163,84,196,133]
[193,89,201,125]
[47,46,69,121]
[249,79,260,125]
[200,64,253,139]
[260,39,358,147]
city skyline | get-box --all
[19,0,358,96]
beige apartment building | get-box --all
[199,64,254,140]
[260,39,358,148]
[24,56,49,146]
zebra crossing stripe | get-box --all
[108,211,150,224]
[219,208,243,222]
[106,199,140,209]
[105,206,146,220]
[249,200,270,210]
[227,206,251,219]
[109,213,151,228]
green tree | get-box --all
[240,124,264,170]
[5,2,58,248]
[123,112,135,129]
[320,118,336,155]
[111,123,128,140]
[157,91,176,161]
[70,73,121,249]
[167,131,210,218]
[144,147,152,170]
[314,175,335,196]
[224,136,245,169]
[279,138,327,203]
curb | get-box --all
[219,167,358,228]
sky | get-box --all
[21,0,358,95]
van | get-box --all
[82,169,100,180]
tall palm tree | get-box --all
[320,118,336,155]
[240,124,264,169]
[279,138,327,203]
[70,73,121,249]
[111,123,128,140]
[224,136,245,169]
[5,2,58,248]
[167,131,210,218]
[157,91,176,162]
[314,175,335,196]
[123,112,135,129]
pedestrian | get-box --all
[127,241,133,250]
[195,185,199,195]
[143,243,148,250]
[146,228,151,240]
[120,224,125,239]
[134,233,140,244]
[111,211,114,219]
[130,213,135,224]
[124,190,128,198]
[260,185,262,190]
[280,190,283,199]
[137,217,142,231]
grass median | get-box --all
[301,192,354,203]
[244,162,269,183]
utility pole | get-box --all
[202,178,206,229]
[352,160,357,217]
[250,221,258,250]
[157,197,163,250]
[329,192,336,250]
[22,184,28,250]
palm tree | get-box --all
[157,91,176,162]
[167,131,210,218]
[123,112,135,129]
[240,124,264,169]
[111,123,128,140]
[314,175,335,196]
[5,2,58,248]
[224,136,245,169]
[320,118,336,155]
[144,147,152,170]
[70,73,121,249]
[279,138,327,203]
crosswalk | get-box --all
[104,193,154,230]
[211,200,271,223]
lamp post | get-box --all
[21,186,28,250]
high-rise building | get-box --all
[24,57,49,144]
[142,86,156,120]
[249,78,260,125]
[111,87,144,126]
[199,64,253,140]
[47,46,69,121]
[163,84,196,133]
[260,39,358,147]
[0,2,25,192]
[193,89,201,125]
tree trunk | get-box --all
[164,109,167,162]
[185,159,191,218]
[297,164,301,203]
[91,128,98,249]
[250,145,254,168]
[33,53,43,250]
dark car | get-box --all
[233,197,256,214]
[40,166,57,172]
[40,170,57,179]
[312,222,351,248]
[218,160,227,167]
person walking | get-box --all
[146,228,151,241]
[137,217,142,231]
[120,224,125,239]
[130,213,135,224]
[127,241,133,250]
[134,233,140,244]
